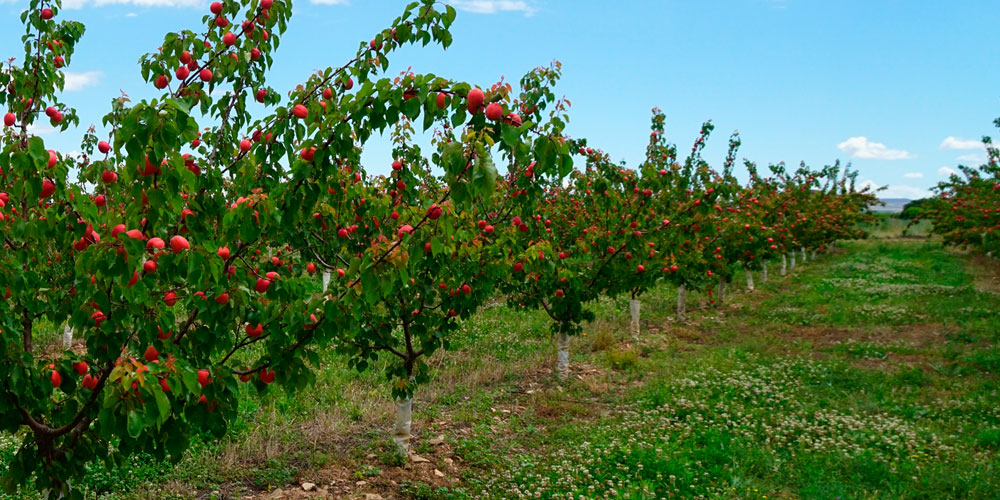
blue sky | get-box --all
[3,0,999,199]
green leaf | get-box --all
[154,388,170,423]
[126,410,143,438]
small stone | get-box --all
[429,435,446,446]
[355,480,368,487]
[363,494,383,500]
[433,469,445,478]
[301,482,316,492]
[268,488,285,499]
[410,454,430,463]
[366,453,377,459]
[443,458,454,466]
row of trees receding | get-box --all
[0,0,878,496]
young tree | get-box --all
[0,0,489,493]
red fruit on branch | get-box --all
[466,88,484,113]
[197,369,211,387]
[169,235,190,253]
[246,323,263,338]
[485,102,503,121]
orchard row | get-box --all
[916,117,1000,255]
[0,0,878,496]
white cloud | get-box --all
[956,153,985,164]
[939,136,984,150]
[63,71,102,91]
[62,0,205,9]
[125,12,138,16]
[859,179,930,199]
[448,0,536,16]
[837,136,914,160]
[26,124,56,136]
[938,166,958,177]
[310,0,349,4]
[902,172,923,179]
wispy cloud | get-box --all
[448,0,537,16]
[837,136,914,160]
[902,172,923,179]
[310,0,350,4]
[939,136,984,150]
[860,179,929,199]
[27,124,56,136]
[956,153,985,164]
[62,0,204,9]
[63,71,102,91]
[938,166,958,177]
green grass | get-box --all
[3,228,999,499]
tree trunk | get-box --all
[746,268,755,291]
[811,250,817,261]
[762,261,768,283]
[393,397,412,453]
[321,271,331,295]
[717,276,727,305]
[676,284,687,321]
[22,310,33,354]
[557,332,570,380]
[801,246,806,262]
[790,251,796,270]
[629,299,640,338]
[62,320,73,348]
[781,254,787,276]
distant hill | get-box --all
[873,198,911,213]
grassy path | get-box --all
[3,237,999,499]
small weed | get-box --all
[605,347,638,370]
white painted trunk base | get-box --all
[746,269,755,291]
[557,332,570,380]
[629,299,640,338]
[762,261,769,283]
[393,397,413,453]
[62,321,73,348]
[790,251,797,269]
[717,277,727,305]
[781,254,787,276]
[321,271,331,294]
[811,250,817,261]
[801,247,807,262]
[676,284,687,321]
